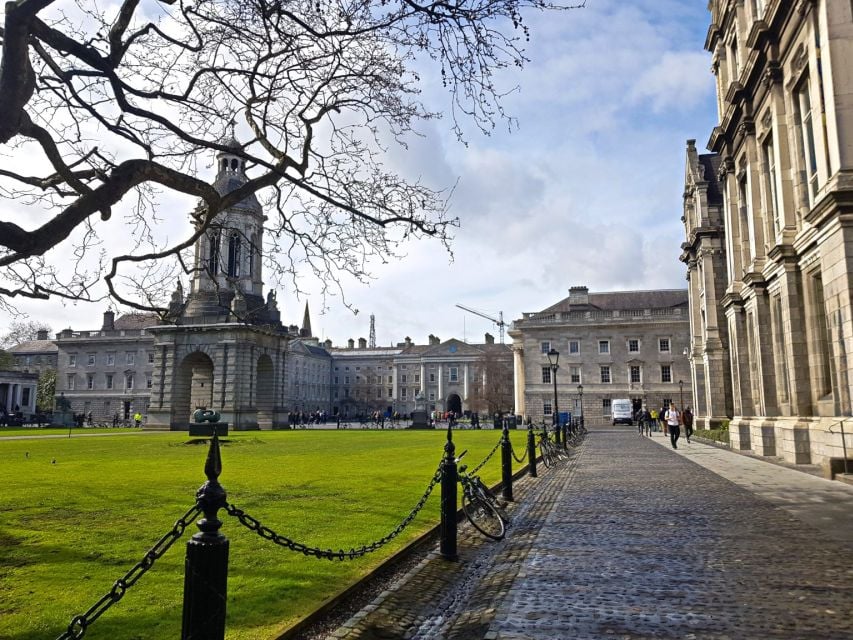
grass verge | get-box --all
[0,428,527,640]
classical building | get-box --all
[697,0,853,464]
[9,329,58,376]
[0,370,38,419]
[328,333,512,418]
[681,141,734,429]
[510,287,692,425]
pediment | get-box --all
[421,338,484,358]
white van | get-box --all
[611,398,634,425]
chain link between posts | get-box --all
[510,442,529,464]
[56,504,202,640]
[225,461,443,560]
[469,438,501,475]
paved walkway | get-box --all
[328,429,853,639]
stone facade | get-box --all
[328,334,512,417]
[699,0,853,465]
[0,370,38,419]
[510,287,692,425]
[9,329,58,377]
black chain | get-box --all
[511,443,528,464]
[470,439,501,475]
[226,462,442,561]
[56,504,202,640]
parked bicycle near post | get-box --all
[455,450,507,541]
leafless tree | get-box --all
[0,319,52,348]
[0,0,582,315]
[468,349,514,416]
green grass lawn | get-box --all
[0,428,528,640]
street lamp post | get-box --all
[679,380,684,409]
[577,384,584,429]
[547,348,560,445]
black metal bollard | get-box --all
[501,422,513,502]
[182,430,229,640]
[562,422,569,449]
[527,422,537,478]
[440,423,458,561]
[554,417,561,446]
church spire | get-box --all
[300,302,313,338]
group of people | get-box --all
[635,404,694,449]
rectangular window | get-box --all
[126,375,134,390]
[602,398,612,415]
[106,374,114,390]
[387,375,393,384]
[600,365,611,384]
[540,341,551,354]
[68,354,77,367]
[87,353,95,366]
[630,366,641,383]
[598,340,610,354]
[568,340,580,354]
[429,391,436,401]
[344,376,349,384]
[401,374,407,384]
[543,401,552,416]
[126,352,135,365]
[659,338,670,353]
[67,374,75,390]
[763,134,781,234]
[106,352,115,366]
[414,374,420,384]
[449,367,459,382]
[570,366,581,384]
[87,374,94,390]
[148,351,154,364]
[146,376,153,389]
[542,367,552,384]
[661,365,672,383]
[429,373,436,383]
[22,388,31,406]
[628,339,639,353]
[401,388,407,399]
[796,77,819,206]
[387,388,393,398]
[377,388,382,399]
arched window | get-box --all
[227,232,241,277]
[248,233,258,278]
[208,232,220,274]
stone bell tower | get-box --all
[185,130,267,318]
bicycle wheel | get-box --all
[463,488,505,540]
[473,477,509,522]
[539,441,554,468]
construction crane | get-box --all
[455,304,506,344]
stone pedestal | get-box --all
[188,422,229,437]
[410,410,430,429]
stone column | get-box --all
[512,345,526,418]
[463,363,469,400]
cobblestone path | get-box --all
[329,429,853,640]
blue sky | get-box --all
[1,0,719,348]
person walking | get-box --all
[683,406,694,443]
[660,405,669,436]
[665,403,681,449]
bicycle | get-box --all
[538,427,568,468]
[455,450,507,541]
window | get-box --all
[763,134,781,234]
[659,338,670,353]
[449,367,459,382]
[570,366,581,384]
[630,366,641,383]
[146,376,153,389]
[344,376,349,384]
[227,232,241,277]
[542,367,552,384]
[543,401,552,416]
[208,231,220,273]
[602,399,611,415]
[68,354,77,367]
[414,374,420,384]
[540,341,551,354]
[401,388,407,399]
[401,374,407,384]
[387,375,393,384]
[429,373,436,383]
[22,388,31,406]
[148,351,154,364]
[568,340,580,354]
[106,374,114,390]
[87,374,95,390]
[387,388,393,398]
[126,375,134,390]
[628,339,639,353]
[67,374,75,390]
[334,376,338,385]
[796,76,819,206]
[661,365,672,383]
[376,388,382,399]
[106,353,115,366]
[598,340,609,354]
[429,391,436,401]
[87,353,95,366]
[600,366,611,384]
[126,352,135,365]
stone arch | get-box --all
[173,351,215,426]
[447,393,462,416]
[256,354,274,429]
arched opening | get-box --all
[447,393,462,416]
[227,232,241,277]
[173,351,215,427]
[208,231,220,275]
[256,354,274,429]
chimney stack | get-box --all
[485,332,494,345]
[347,338,355,349]
[358,337,367,349]
[102,310,115,331]
[36,329,49,341]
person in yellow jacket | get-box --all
[133,412,143,427]
[650,408,658,431]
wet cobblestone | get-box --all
[327,430,853,640]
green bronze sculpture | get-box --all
[192,408,221,423]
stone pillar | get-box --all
[512,345,525,418]
[463,363,469,401]
[437,364,444,407]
